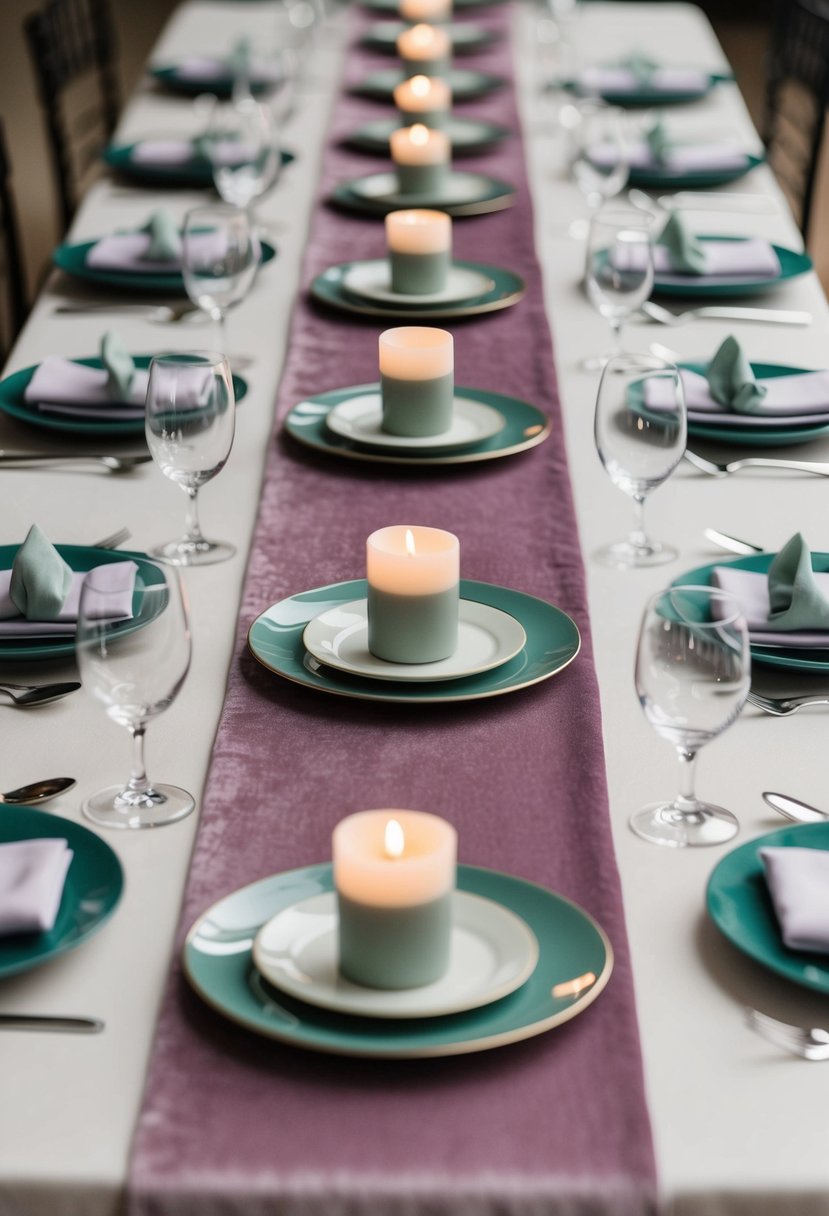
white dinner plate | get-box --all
[302,597,527,682]
[341,260,495,307]
[348,171,504,207]
[252,889,539,1019]
[325,392,505,451]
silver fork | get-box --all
[53,302,205,324]
[637,300,813,327]
[748,691,829,715]
[91,526,131,550]
[746,1009,829,1060]
[684,449,829,478]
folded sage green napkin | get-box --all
[646,116,672,162]
[139,210,181,262]
[9,525,72,620]
[658,211,706,273]
[706,335,768,413]
[765,533,829,631]
[101,331,135,399]
[621,51,659,85]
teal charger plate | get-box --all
[678,360,829,447]
[284,382,548,465]
[53,236,276,295]
[0,544,167,662]
[346,116,510,158]
[351,67,504,103]
[562,70,732,108]
[0,807,123,979]
[330,171,514,218]
[150,64,278,99]
[652,238,812,298]
[628,151,764,191]
[361,20,499,54]
[672,551,829,672]
[707,822,829,995]
[311,259,525,319]
[103,142,294,189]
[0,358,248,438]
[184,862,612,1057]
[247,578,580,703]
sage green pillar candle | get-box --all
[390,123,451,199]
[378,325,454,437]
[366,524,459,663]
[333,809,457,990]
[396,23,452,78]
[393,75,452,130]
[386,208,452,294]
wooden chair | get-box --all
[0,120,27,358]
[763,0,829,244]
[24,0,120,235]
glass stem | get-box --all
[609,317,622,356]
[184,486,206,545]
[125,726,151,797]
[675,747,699,810]
[628,494,649,552]
[215,309,228,358]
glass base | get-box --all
[150,537,236,567]
[580,352,646,373]
[83,783,195,830]
[630,800,739,848]
[594,538,678,568]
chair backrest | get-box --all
[24,0,120,235]
[763,0,829,243]
[0,120,27,358]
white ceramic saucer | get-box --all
[342,260,495,307]
[252,890,539,1019]
[349,171,502,207]
[302,598,526,682]
[325,392,505,451]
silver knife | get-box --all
[0,1014,104,1033]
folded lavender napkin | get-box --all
[0,559,138,636]
[761,846,829,953]
[0,838,73,935]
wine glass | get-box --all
[77,565,194,830]
[204,97,283,216]
[584,205,655,367]
[145,352,236,566]
[181,205,259,353]
[632,585,751,847]
[569,102,629,236]
[593,353,686,567]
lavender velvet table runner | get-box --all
[128,7,657,1214]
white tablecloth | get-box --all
[2,4,829,1215]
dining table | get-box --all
[3,1,829,1214]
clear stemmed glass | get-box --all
[77,565,194,830]
[584,205,655,367]
[632,585,751,847]
[569,102,629,237]
[593,353,686,567]
[181,205,259,354]
[204,97,283,218]
[145,351,236,566]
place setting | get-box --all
[347,74,510,158]
[636,211,812,298]
[561,50,732,107]
[285,324,548,465]
[148,37,285,100]
[184,808,612,1057]
[331,122,515,218]
[248,524,580,704]
[52,206,276,296]
[0,330,249,438]
[310,208,525,321]
[641,334,829,448]
[102,137,294,192]
[587,114,765,191]
[351,23,505,102]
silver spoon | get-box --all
[0,777,76,806]
[0,453,152,473]
[0,1014,103,1033]
[762,791,829,823]
[0,683,81,708]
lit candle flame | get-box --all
[410,123,429,146]
[411,22,432,44]
[411,74,430,97]
[384,818,405,858]
[405,528,417,556]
